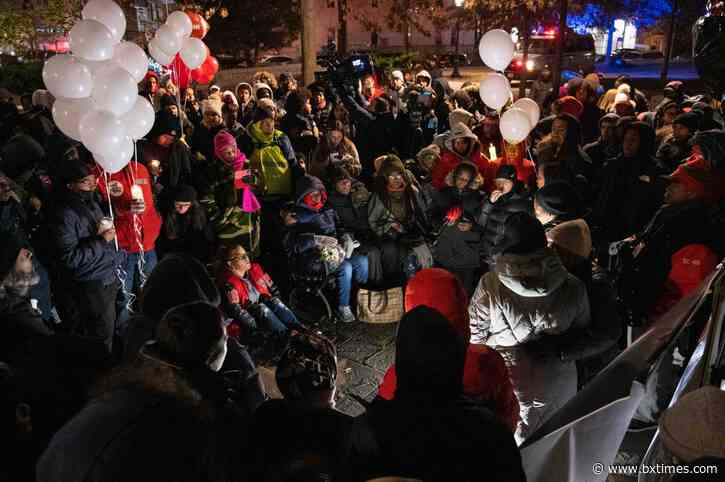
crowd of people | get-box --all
[2,59,725,480]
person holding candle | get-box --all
[432,122,495,191]
[96,161,162,339]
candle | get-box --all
[489,143,498,161]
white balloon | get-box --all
[500,107,532,144]
[95,137,134,173]
[479,73,511,111]
[113,41,149,83]
[92,65,138,116]
[179,37,207,69]
[70,19,115,62]
[82,0,126,44]
[52,97,96,141]
[80,110,128,160]
[121,96,155,140]
[479,29,516,72]
[513,98,541,128]
[148,38,174,66]
[155,24,182,56]
[166,11,193,38]
[79,58,114,76]
[42,55,94,99]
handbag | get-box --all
[357,287,405,324]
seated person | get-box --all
[217,244,300,338]
[368,155,433,282]
[655,111,698,174]
[284,175,368,323]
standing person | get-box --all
[183,87,202,130]
[531,69,553,112]
[432,122,492,191]
[583,113,620,187]
[469,212,590,443]
[235,82,256,127]
[51,159,124,354]
[310,85,333,133]
[279,88,319,160]
[535,113,593,184]
[386,70,407,117]
[97,162,162,338]
[221,91,244,137]
[140,71,159,110]
[576,80,604,145]
[190,99,225,163]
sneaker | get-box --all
[337,305,356,323]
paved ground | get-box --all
[255,316,398,417]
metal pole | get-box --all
[661,0,678,82]
[552,0,568,97]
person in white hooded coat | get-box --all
[469,211,590,444]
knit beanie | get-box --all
[498,212,548,255]
[63,156,94,184]
[0,232,23,282]
[173,184,197,203]
[494,164,517,182]
[534,181,581,218]
[673,111,700,133]
[276,330,338,401]
[156,301,225,368]
[395,305,466,400]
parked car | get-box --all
[436,52,470,68]
[610,49,664,67]
[259,55,295,65]
[506,32,596,81]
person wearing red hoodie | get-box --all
[431,122,496,192]
[96,161,161,337]
[376,268,519,433]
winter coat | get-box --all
[309,136,362,181]
[432,168,484,270]
[476,186,532,258]
[279,112,318,154]
[341,93,400,169]
[592,154,665,243]
[219,263,278,307]
[327,183,372,241]
[469,247,590,442]
[367,186,430,241]
[51,191,124,284]
[432,123,495,191]
[580,102,604,145]
[240,122,302,198]
[0,197,28,243]
[237,100,256,127]
[313,102,334,132]
[157,208,214,262]
[0,290,52,360]
[190,123,225,163]
[655,136,692,174]
[36,355,251,482]
[583,138,619,189]
[96,163,162,253]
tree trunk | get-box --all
[338,0,348,55]
[301,0,316,86]
[519,6,529,99]
[661,0,678,82]
[552,0,568,97]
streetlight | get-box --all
[451,0,464,78]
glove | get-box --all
[445,206,463,225]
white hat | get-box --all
[209,85,221,93]
[221,90,238,107]
[614,92,634,107]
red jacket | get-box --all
[220,263,273,307]
[96,163,161,253]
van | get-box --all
[506,32,596,81]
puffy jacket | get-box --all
[51,191,124,284]
[432,123,495,190]
[219,263,278,307]
[327,183,372,240]
[476,186,532,258]
[96,163,162,253]
[190,123,225,163]
[468,247,590,442]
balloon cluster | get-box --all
[44,0,153,173]
[149,10,218,88]
[477,29,540,144]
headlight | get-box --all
[526,60,535,71]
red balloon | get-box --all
[203,55,219,76]
[191,67,214,85]
[187,11,210,39]
[170,54,192,90]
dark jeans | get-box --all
[73,278,119,355]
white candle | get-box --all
[131,184,143,201]
[489,143,498,161]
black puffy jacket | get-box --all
[476,186,532,258]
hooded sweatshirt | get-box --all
[433,123,494,190]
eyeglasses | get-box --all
[387,173,404,180]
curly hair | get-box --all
[251,70,278,91]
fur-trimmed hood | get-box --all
[443,161,484,190]
[444,123,481,160]
[493,247,569,297]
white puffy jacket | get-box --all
[468,247,590,443]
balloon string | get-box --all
[104,170,119,252]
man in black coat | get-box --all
[51,159,124,355]
[477,165,532,260]
[583,113,620,188]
